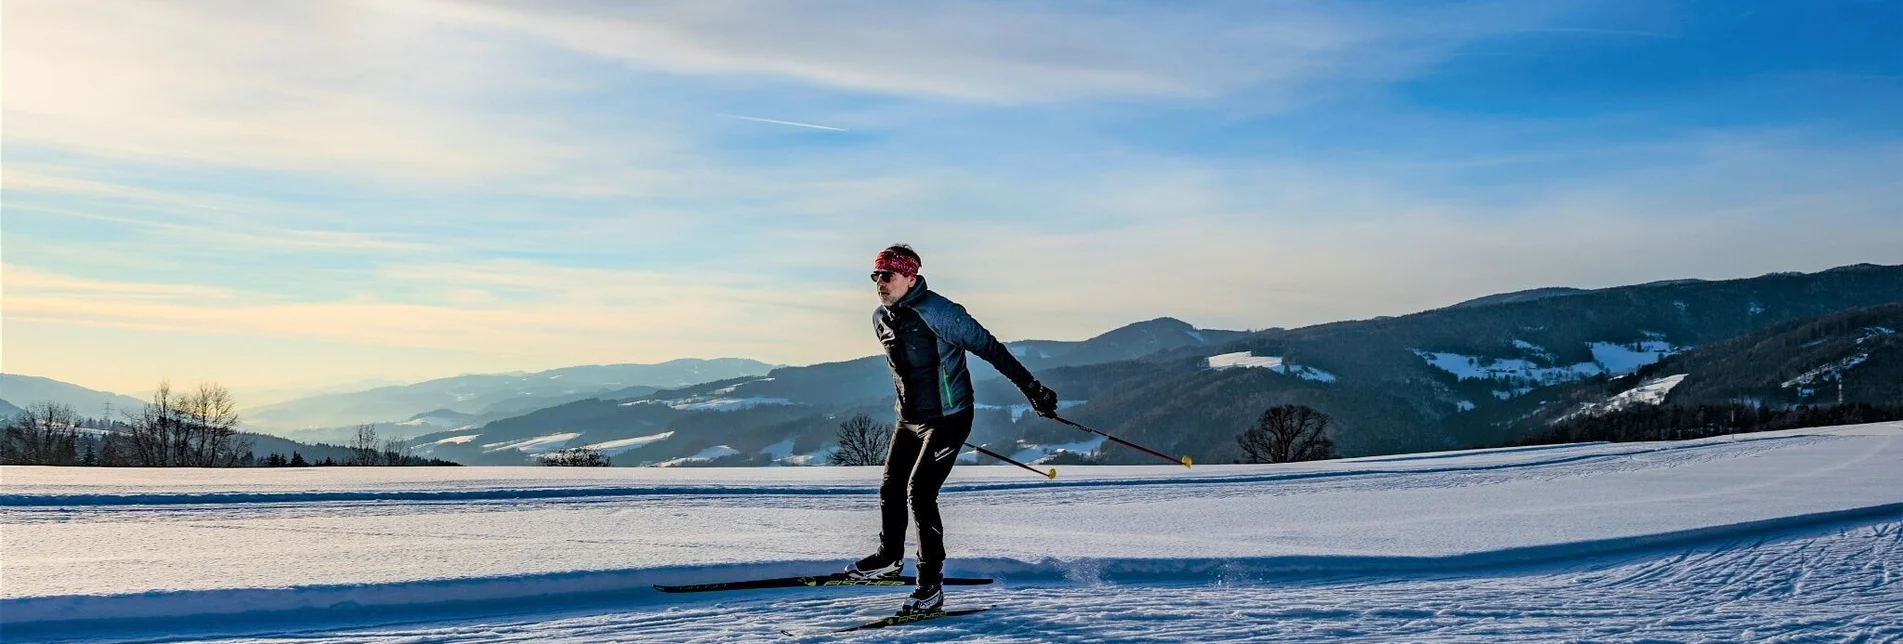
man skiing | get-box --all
[847,243,1060,615]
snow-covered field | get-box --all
[3,423,1900,642]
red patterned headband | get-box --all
[874,250,920,277]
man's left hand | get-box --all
[1024,381,1059,418]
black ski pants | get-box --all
[874,408,973,580]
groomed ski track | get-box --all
[3,423,1899,642]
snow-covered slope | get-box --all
[3,422,1899,642]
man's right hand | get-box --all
[1024,381,1059,418]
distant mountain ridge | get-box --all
[0,374,149,418]
[13,264,1900,469]
[400,263,1903,468]
[1496,302,1903,433]
[243,358,778,431]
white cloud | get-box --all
[1,1,674,185]
[415,0,1452,104]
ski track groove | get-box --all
[49,519,1902,644]
[7,426,1900,642]
[1,432,1824,526]
[0,432,1830,512]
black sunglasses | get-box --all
[870,271,906,283]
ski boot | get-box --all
[844,553,902,580]
[898,582,943,615]
[898,561,944,615]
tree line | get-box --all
[1501,402,1903,447]
[1,381,456,467]
[824,404,1341,468]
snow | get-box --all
[1002,400,1086,421]
[480,432,581,454]
[1559,374,1688,423]
[1206,351,1337,382]
[428,434,479,446]
[1278,364,1337,382]
[1416,340,1679,385]
[1415,350,1602,384]
[578,431,674,456]
[1206,351,1282,369]
[1009,436,1106,464]
[1616,373,1686,405]
[760,439,795,459]
[1511,339,1555,361]
[1783,354,1870,388]
[1587,340,1679,375]
[757,441,834,467]
[667,397,790,411]
[778,449,832,466]
[4,422,1900,642]
[652,445,741,467]
[1456,400,1476,412]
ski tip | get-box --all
[1181,455,1194,469]
[1045,467,1058,480]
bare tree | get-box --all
[1,401,83,465]
[1238,404,1338,464]
[542,447,611,467]
[348,424,381,465]
[117,381,182,466]
[179,382,248,467]
[828,414,891,466]
[112,381,250,467]
[381,437,414,466]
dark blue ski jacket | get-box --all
[874,276,1037,422]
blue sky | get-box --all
[3,0,1900,398]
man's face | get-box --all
[873,270,917,306]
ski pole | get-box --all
[1049,416,1192,468]
[963,443,1056,480]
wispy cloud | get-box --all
[4,0,1898,393]
[718,114,849,132]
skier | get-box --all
[846,243,1060,615]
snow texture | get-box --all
[1207,352,1337,382]
[1511,339,1555,361]
[668,397,791,412]
[1784,355,1870,389]
[480,432,581,454]
[3,422,1899,642]
[1587,341,1679,375]
[1414,350,1602,384]
[759,439,795,459]
[1010,436,1106,464]
[994,400,1087,421]
[580,432,675,456]
[653,445,742,467]
[1416,339,1680,387]
[1558,374,1687,423]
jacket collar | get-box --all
[887,275,930,311]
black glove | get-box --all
[1023,380,1059,419]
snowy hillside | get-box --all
[3,422,1899,642]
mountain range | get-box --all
[9,264,1900,467]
